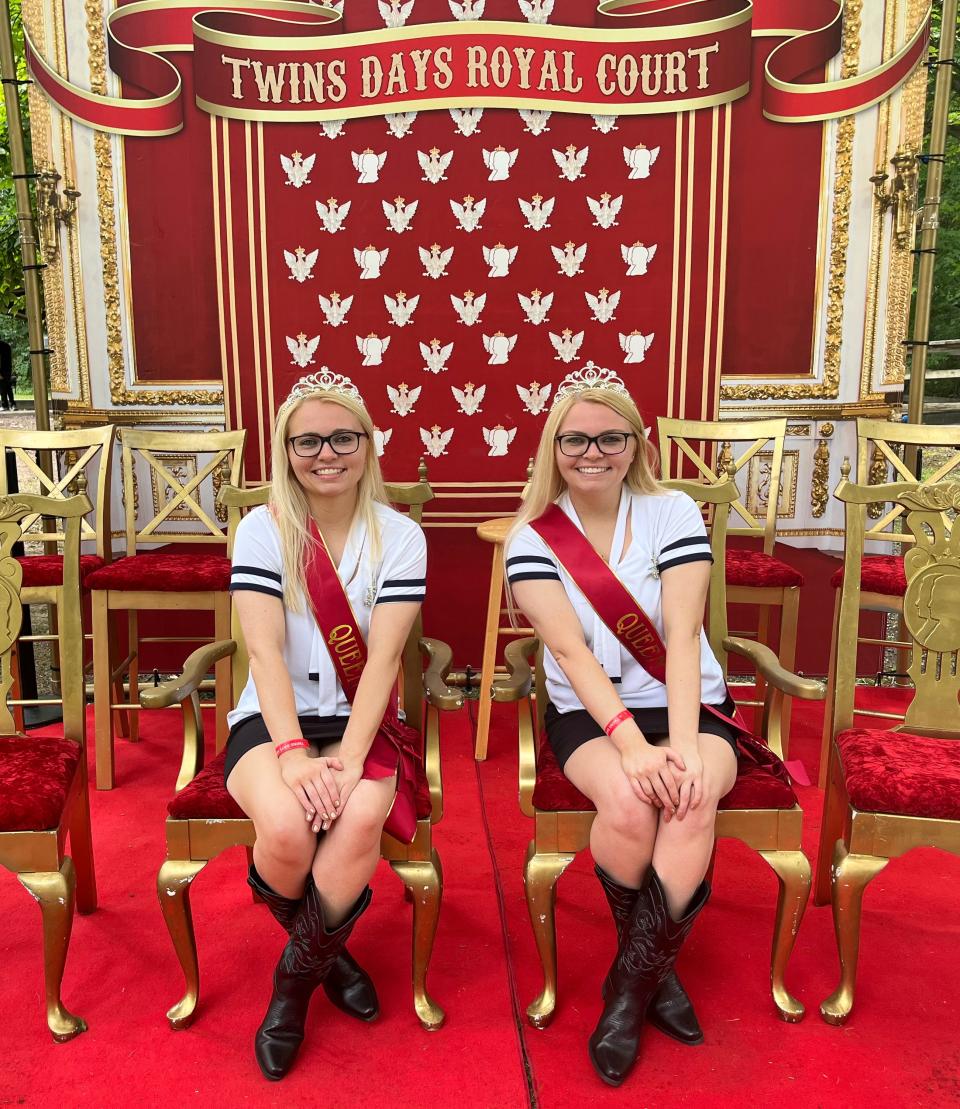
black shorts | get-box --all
[223,713,350,785]
[544,693,739,773]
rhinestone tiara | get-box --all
[552,361,631,407]
[278,367,366,413]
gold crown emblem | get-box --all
[279,367,365,413]
[552,361,630,408]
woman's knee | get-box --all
[256,809,316,869]
[597,782,658,842]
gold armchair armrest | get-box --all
[723,637,825,701]
[492,637,540,703]
[140,640,238,709]
[419,638,464,711]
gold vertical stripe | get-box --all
[244,121,266,472]
[713,103,732,421]
[211,114,230,420]
[678,112,696,421]
[702,106,719,422]
[222,118,243,430]
[257,122,277,436]
[667,111,683,422]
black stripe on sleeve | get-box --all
[381,578,426,588]
[658,552,714,572]
[229,582,284,599]
[375,594,425,604]
[232,564,282,583]
[507,571,562,583]
[660,536,707,555]
[506,555,557,569]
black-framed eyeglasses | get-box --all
[554,431,636,457]
[287,431,368,457]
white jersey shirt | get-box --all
[227,503,427,727]
[506,487,727,714]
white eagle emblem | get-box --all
[420,338,454,374]
[483,331,517,365]
[518,109,551,135]
[517,0,553,23]
[591,114,619,133]
[623,143,661,179]
[387,381,422,417]
[518,193,555,231]
[621,241,657,276]
[418,147,454,184]
[619,330,655,363]
[585,287,620,324]
[517,380,552,415]
[284,245,319,283]
[315,197,351,234]
[483,242,518,278]
[420,243,454,280]
[320,119,346,140]
[280,150,315,188]
[587,192,623,229]
[450,290,486,326]
[482,145,519,181]
[351,148,387,184]
[373,427,393,457]
[517,288,553,325]
[384,291,420,327]
[385,111,417,139]
[378,0,415,28]
[449,0,484,15]
[354,244,389,280]
[450,195,486,233]
[553,144,589,182]
[449,107,484,136]
[451,382,486,415]
[318,291,353,328]
[357,333,390,366]
[549,328,584,364]
[420,425,454,458]
[552,241,587,277]
[483,424,517,456]
[383,196,418,234]
[286,332,320,368]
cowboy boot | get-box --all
[588,869,710,1087]
[255,880,372,1081]
[594,865,703,1045]
[247,866,379,1022]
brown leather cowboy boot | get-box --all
[255,880,372,1080]
[247,865,378,1022]
[589,869,710,1087]
[595,865,704,1045]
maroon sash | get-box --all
[530,504,791,785]
[302,520,421,843]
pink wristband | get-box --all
[275,738,309,758]
[604,709,633,737]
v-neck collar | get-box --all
[558,486,631,568]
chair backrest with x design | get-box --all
[657,417,789,555]
[0,426,114,559]
[118,428,245,554]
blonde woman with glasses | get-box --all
[225,368,426,1080]
[506,364,739,1087]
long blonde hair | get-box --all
[269,390,388,611]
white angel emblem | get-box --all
[483,425,517,456]
[280,151,315,188]
[373,427,393,457]
[621,241,657,277]
[482,146,518,181]
[315,197,351,234]
[284,246,319,283]
[420,425,454,458]
[623,143,661,180]
[357,333,390,367]
[286,333,320,369]
[553,144,589,182]
[483,242,518,279]
[354,244,389,280]
[351,148,387,185]
[483,331,517,366]
[619,330,655,363]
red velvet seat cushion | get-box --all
[836,728,960,820]
[0,735,82,831]
[168,749,434,821]
[16,554,105,589]
[829,555,906,597]
[531,735,797,812]
[725,549,805,589]
[85,553,231,592]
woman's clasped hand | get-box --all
[278,749,365,831]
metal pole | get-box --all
[0,0,51,433]
[906,0,958,436]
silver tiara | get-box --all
[552,361,631,407]
[278,367,366,413]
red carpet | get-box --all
[3,691,959,1107]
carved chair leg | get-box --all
[390,848,445,1031]
[126,611,140,743]
[814,755,847,906]
[759,849,811,1022]
[820,842,888,1026]
[69,762,98,914]
[523,840,576,1029]
[92,591,115,789]
[157,858,208,1029]
[19,858,87,1042]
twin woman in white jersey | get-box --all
[226,362,738,1087]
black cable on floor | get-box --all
[468,699,540,1109]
